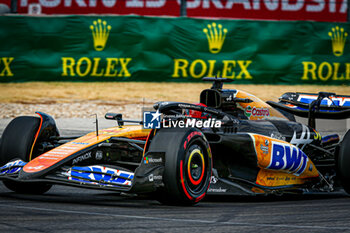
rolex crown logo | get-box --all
[203,23,228,54]
[328,26,347,57]
[90,19,112,51]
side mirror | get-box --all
[105,113,123,126]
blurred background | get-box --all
[0,0,349,128]
[0,0,349,84]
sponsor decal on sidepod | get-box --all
[267,141,309,176]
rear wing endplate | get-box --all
[267,92,350,128]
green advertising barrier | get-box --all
[0,15,349,85]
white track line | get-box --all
[0,204,348,230]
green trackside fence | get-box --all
[0,15,349,85]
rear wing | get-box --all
[267,92,350,128]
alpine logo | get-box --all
[290,125,313,147]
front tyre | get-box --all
[2,180,52,194]
[148,128,212,205]
[0,116,52,194]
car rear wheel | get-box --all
[337,130,350,194]
[147,127,212,206]
[0,116,52,194]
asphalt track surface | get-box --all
[0,118,350,232]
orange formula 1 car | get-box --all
[1,78,350,205]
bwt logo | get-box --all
[267,142,309,176]
[143,110,161,129]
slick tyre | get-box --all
[0,116,52,194]
[337,130,350,194]
[148,128,212,206]
[2,180,52,194]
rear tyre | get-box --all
[148,128,212,206]
[0,116,52,194]
[337,130,350,194]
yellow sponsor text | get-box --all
[61,57,132,78]
[301,61,350,81]
[0,57,14,77]
[172,59,252,79]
